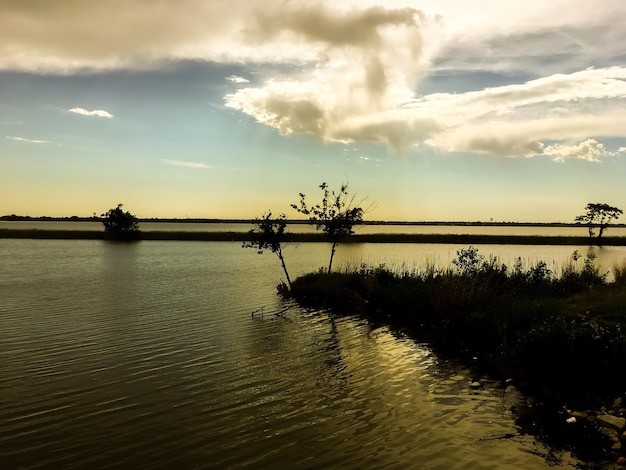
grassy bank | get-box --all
[290,251,626,404]
[289,250,626,461]
[2,228,626,245]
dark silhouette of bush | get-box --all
[243,211,292,290]
[101,204,140,240]
[291,182,369,273]
[575,203,622,242]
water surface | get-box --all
[0,240,590,468]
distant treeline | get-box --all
[3,229,626,245]
[2,214,626,228]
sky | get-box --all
[1,0,625,222]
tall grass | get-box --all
[290,247,626,406]
[613,259,626,285]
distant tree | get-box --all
[243,211,292,290]
[291,182,366,273]
[101,203,140,239]
[575,203,623,242]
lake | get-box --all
[0,238,616,468]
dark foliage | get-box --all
[243,211,292,289]
[291,182,365,273]
[101,204,140,240]
[290,248,626,407]
[575,203,623,242]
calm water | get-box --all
[1,239,608,468]
[3,220,626,237]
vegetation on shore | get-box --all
[291,182,368,273]
[243,182,369,293]
[243,211,293,290]
[575,203,624,243]
[289,248,626,404]
[288,247,626,460]
[101,203,140,240]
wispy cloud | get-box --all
[69,108,113,118]
[163,159,209,169]
[227,75,249,84]
[6,136,51,144]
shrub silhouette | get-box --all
[575,203,622,242]
[243,211,292,290]
[291,182,367,273]
[101,204,140,239]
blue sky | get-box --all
[1,0,625,222]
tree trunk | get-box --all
[328,242,337,273]
[277,249,292,289]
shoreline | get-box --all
[2,216,626,228]
[288,263,626,464]
[2,229,626,245]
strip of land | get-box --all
[2,229,626,245]
[2,215,626,228]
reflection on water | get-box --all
[0,240,584,468]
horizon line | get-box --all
[1,214,624,227]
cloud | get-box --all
[0,0,621,74]
[218,4,625,157]
[2,0,625,159]
[227,75,249,84]
[6,136,51,144]
[226,4,437,153]
[0,0,288,72]
[0,1,441,73]
[163,159,209,169]
[251,5,422,47]
[542,139,615,163]
[69,108,113,118]
[229,60,626,155]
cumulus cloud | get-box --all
[6,136,51,144]
[229,58,626,155]
[69,108,113,118]
[163,159,209,169]
[541,139,615,163]
[226,4,437,152]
